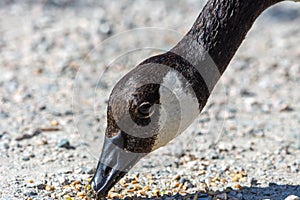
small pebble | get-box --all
[57,139,75,149]
[25,191,38,197]
[51,120,59,126]
[22,156,30,161]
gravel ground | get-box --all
[0,0,300,199]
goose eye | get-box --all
[136,102,153,118]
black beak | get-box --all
[90,133,146,198]
[90,162,126,198]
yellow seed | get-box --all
[119,180,128,187]
[127,188,135,193]
[84,184,91,190]
[212,176,219,182]
[172,174,181,181]
[232,173,243,182]
[28,179,34,183]
[134,184,142,190]
[45,185,55,191]
[172,189,179,194]
[74,184,81,190]
[146,173,153,179]
[72,180,80,185]
[77,192,85,197]
[236,173,243,179]
[143,185,150,191]
[173,182,180,188]
[63,185,70,189]
[233,184,242,189]
[202,161,210,166]
[131,179,138,184]
[152,189,159,196]
[179,183,184,189]
[108,192,119,199]
[51,120,59,126]
[198,170,206,175]
[221,178,227,183]
[139,190,146,195]
[232,176,239,182]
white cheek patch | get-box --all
[152,70,200,150]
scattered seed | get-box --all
[45,185,55,191]
[51,120,59,126]
[152,189,160,196]
[233,184,242,189]
[172,174,181,181]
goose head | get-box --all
[90,52,201,197]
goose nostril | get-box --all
[103,166,112,176]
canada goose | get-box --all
[90,0,300,198]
